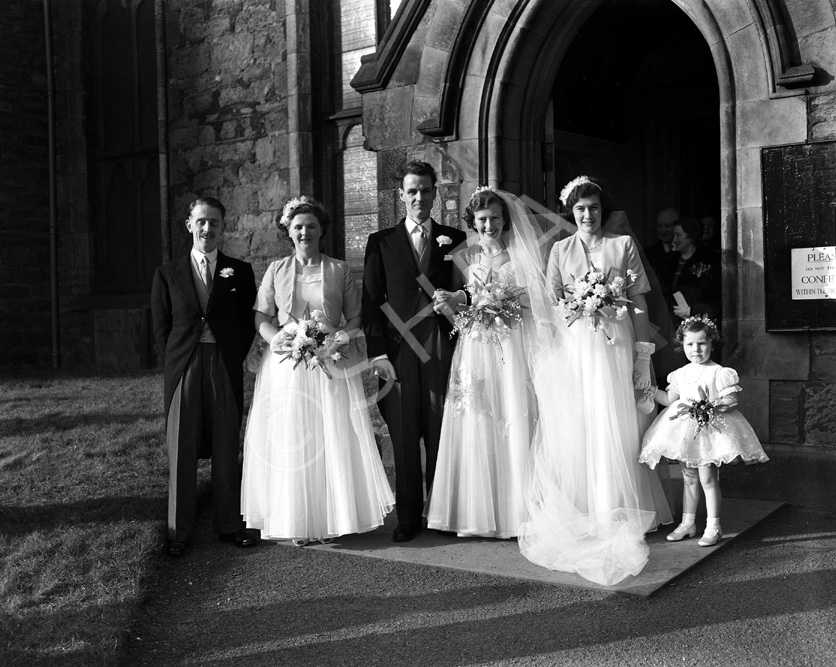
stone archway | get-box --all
[451,0,757,354]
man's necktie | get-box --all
[413,223,427,256]
[201,256,213,293]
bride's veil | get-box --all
[496,190,666,586]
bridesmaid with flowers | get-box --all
[240,196,393,546]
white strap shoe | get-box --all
[698,526,723,547]
[666,522,697,542]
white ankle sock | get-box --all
[680,513,696,528]
[706,517,721,531]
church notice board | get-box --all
[762,141,836,331]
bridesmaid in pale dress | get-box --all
[241,197,393,546]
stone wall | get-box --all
[165,0,294,281]
[0,0,51,365]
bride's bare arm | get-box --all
[255,311,279,344]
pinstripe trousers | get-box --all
[166,343,243,542]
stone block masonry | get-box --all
[166,0,292,269]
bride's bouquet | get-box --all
[557,269,636,344]
[271,309,348,379]
[669,385,726,438]
[452,277,526,360]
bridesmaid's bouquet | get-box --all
[669,385,726,438]
[272,309,348,379]
[557,269,636,344]
[452,278,526,360]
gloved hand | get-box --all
[633,341,655,390]
[636,386,657,414]
[269,330,285,354]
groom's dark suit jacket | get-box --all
[362,218,467,528]
[362,218,467,359]
[151,251,256,422]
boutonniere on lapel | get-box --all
[691,262,711,278]
[219,267,234,278]
[437,235,452,247]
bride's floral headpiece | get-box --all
[472,185,496,196]
[559,175,602,206]
[280,195,319,227]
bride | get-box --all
[425,187,538,538]
[518,176,672,586]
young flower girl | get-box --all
[639,316,768,546]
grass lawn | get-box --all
[0,357,387,666]
[0,369,170,666]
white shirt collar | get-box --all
[190,247,219,267]
[405,218,432,234]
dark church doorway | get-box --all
[544,0,721,250]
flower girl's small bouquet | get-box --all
[271,309,349,379]
[557,269,636,344]
[452,277,526,360]
[669,385,726,438]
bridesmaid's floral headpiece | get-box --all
[280,195,320,227]
[559,175,602,206]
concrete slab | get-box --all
[269,497,785,597]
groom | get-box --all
[362,161,467,542]
[151,197,257,557]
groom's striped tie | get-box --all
[200,256,213,293]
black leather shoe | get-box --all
[393,526,418,542]
[166,541,187,557]
[219,530,257,547]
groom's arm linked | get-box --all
[361,224,467,361]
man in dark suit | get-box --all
[362,161,467,542]
[151,197,257,557]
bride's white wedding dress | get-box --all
[425,252,534,538]
[518,233,673,586]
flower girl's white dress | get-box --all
[241,258,394,541]
[639,362,768,469]
[425,251,534,538]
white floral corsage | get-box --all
[219,267,234,278]
[437,235,452,247]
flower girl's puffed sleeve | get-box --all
[341,262,362,321]
[716,366,743,397]
[666,369,681,395]
[254,262,278,316]
[624,237,651,297]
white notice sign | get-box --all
[791,246,836,300]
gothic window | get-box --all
[324,0,380,272]
[341,125,377,274]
